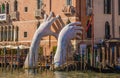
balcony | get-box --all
[35,9,44,19]
[0,14,10,23]
[10,11,19,21]
[62,5,75,15]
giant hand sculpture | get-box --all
[24,12,59,69]
[54,22,82,68]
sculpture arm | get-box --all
[54,22,82,68]
[24,12,59,69]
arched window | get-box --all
[1,26,3,41]
[6,3,9,14]
[7,26,11,41]
[2,3,5,13]
[14,0,18,11]
[37,0,42,9]
[3,26,7,41]
[4,26,7,41]
[11,26,14,41]
[105,21,111,39]
[14,26,19,41]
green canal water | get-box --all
[0,70,120,78]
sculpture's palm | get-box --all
[24,12,59,69]
[35,12,59,38]
[54,22,83,68]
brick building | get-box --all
[0,0,88,56]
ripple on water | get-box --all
[0,70,120,78]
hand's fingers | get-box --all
[75,30,82,34]
[68,22,81,26]
[43,14,48,22]
[75,30,82,39]
[76,35,81,39]
[49,16,59,23]
[47,12,53,21]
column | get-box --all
[106,43,109,65]
[14,27,16,41]
[90,46,92,66]
[102,47,105,68]
[4,26,7,41]
[11,26,14,41]
[93,48,96,67]
[110,47,112,66]
[14,26,18,41]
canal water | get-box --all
[0,70,120,78]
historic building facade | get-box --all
[0,0,120,56]
[94,0,120,42]
[0,0,87,56]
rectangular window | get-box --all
[66,0,72,5]
[118,0,120,15]
[37,0,42,9]
[24,7,28,12]
[86,0,92,16]
[24,32,27,37]
[104,0,111,14]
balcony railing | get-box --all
[62,5,75,15]
[35,9,44,19]
[10,11,19,21]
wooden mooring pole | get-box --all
[106,43,109,65]
[11,49,13,73]
[114,46,117,65]
[110,47,112,66]
[102,47,105,68]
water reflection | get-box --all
[0,69,120,78]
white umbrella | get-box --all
[19,45,29,49]
[6,45,15,49]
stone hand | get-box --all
[36,12,60,38]
[24,12,59,70]
[54,22,83,68]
